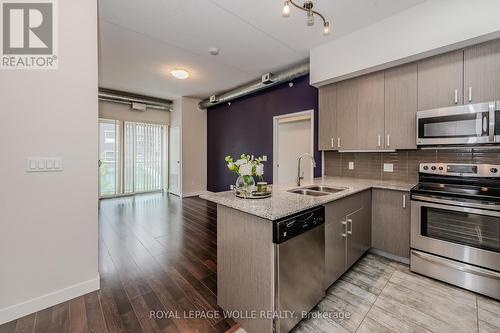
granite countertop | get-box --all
[200,176,417,221]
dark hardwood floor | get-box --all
[0,194,239,333]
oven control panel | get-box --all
[419,163,500,177]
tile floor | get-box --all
[293,253,500,333]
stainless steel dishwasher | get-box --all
[273,206,325,333]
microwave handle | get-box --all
[489,106,495,142]
[482,113,488,136]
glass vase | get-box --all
[235,175,255,196]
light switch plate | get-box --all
[383,163,394,172]
[348,162,354,170]
[46,159,55,169]
[27,158,63,172]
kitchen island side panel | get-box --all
[217,205,275,333]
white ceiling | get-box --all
[98,0,425,100]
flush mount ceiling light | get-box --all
[171,69,190,80]
[282,0,331,36]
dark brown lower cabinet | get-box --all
[325,190,371,289]
[371,189,411,259]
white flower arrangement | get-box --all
[225,154,265,181]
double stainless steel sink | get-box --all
[288,185,347,196]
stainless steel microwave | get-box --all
[416,101,500,146]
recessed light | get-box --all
[171,69,190,80]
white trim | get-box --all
[163,126,169,193]
[0,275,100,325]
[168,126,182,196]
[273,110,315,185]
[369,248,410,265]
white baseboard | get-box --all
[369,248,410,265]
[182,190,213,198]
[0,275,100,325]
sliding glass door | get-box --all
[99,120,120,197]
[124,122,166,194]
[99,119,167,198]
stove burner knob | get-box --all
[439,167,444,171]
[431,166,437,171]
[423,166,429,170]
[491,168,498,174]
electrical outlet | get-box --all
[383,163,394,172]
[348,162,354,170]
[262,155,268,162]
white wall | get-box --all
[0,0,99,324]
[168,97,207,197]
[310,0,500,86]
[181,97,207,196]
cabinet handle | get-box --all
[468,87,472,103]
[403,194,407,209]
[387,134,390,147]
[341,220,347,238]
[337,137,341,148]
[331,138,334,148]
[347,218,353,235]
[454,89,458,104]
[377,135,381,147]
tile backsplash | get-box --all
[324,148,500,182]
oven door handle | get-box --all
[411,250,500,280]
[412,194,500,212]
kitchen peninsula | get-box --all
[201,176,415,333]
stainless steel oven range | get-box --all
[410,163,500,300]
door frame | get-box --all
[99,119,168,199]
[98,118,122,199]
[168,126,182,196]
[273,110,315,185]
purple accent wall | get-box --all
[207,75,320,192]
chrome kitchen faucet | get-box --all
[297,153,316,186]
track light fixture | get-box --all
[282,0,331,36]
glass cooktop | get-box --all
[412,182,500,202]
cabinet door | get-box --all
[357,72,385,150]
[371,189,411,258]
[464,39,500,103]
[336,78,358,150]
[385,63,418,150]
[318,84,337,150]
[346,191,372,268]
[325,216,347,289]
[417,50,464,110]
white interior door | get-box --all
[274,112,313,185]
[169,126,181,195]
